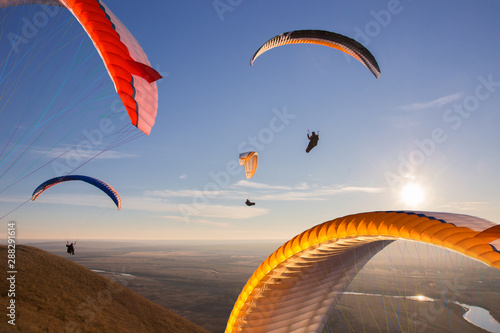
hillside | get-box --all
[0,245,209,333]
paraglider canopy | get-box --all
[225,211,500,332]
[250,29,381,78]
[239,152,259,179]
[32,175,122,210]
[0,0,162,135]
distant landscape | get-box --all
[326,251,500,332]
[25,240,283,332]
[15,240,500,332]
[0,245,210,333]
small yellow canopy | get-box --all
[239,152,258,179]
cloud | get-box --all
[179,174,188,179]
[26,193,120,209]
[26,193,176,213]
[0,196,27,203]
[293,182,310,190]
[122,196,177,212]
[139,182,384,222]
[22,181,385,226]
[176,204,269,220]
[27,193,269,221]
[159,215,232,227]
[256,185,386,201]
[398,93,462,111]
[321,186,385,194]
[437,201,489,212]
[257,191,324,201]
[232,180,291,190]
[146,183,385,203]
[145,189,197,197]
[145,189,247,198]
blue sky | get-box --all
[0,0,499,241]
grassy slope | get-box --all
[0,245,209,333]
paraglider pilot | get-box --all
[66,241,75,255]
[306,130,319,153]
[245,199,256,206]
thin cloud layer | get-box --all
[23,181,385,224]
[160,215,232,227]
[256,185,386,201]
[438,201,490,212]
[148,182,385,203]
[398,93,462,111]
[142,181,385,223]
[233,180,291,190]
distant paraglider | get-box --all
[32,175,122,210]
[0,0,162,135]
[245,199,255,206]
[306,130,319,153]
[250,29,381,78]
[239,152,258,205]
[66,241,76,255]
[239,152,259,179]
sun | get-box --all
[401,183,425,207]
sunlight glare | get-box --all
[401,183,425,207]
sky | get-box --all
[0,0,499,241]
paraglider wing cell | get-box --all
[32,175,122,210]
[0,0,162,135]
[250,29,381,78]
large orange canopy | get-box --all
[226,211,500,332]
